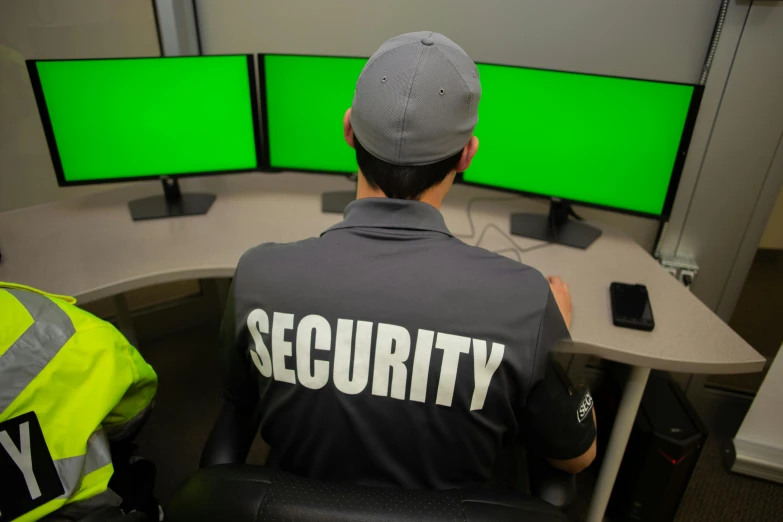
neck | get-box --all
[355,171,448,209]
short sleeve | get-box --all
[220,280,259,408]
[531,290,571,382]
[521,361,595,460]
[520,291,595,460]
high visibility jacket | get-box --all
[0,282,158,522]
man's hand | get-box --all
[547,276,572,330]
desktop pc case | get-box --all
[597,368,707,522]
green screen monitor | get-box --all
[27,55,261,220]
[259,54,702,241]
[467,63,702,248]
[260,53,365,174]
[259,53,366,213]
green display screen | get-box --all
[263,54,366,173]
[262,54,698,217]
[467,64,696,216]
[33,55,258,183]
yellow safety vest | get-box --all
[0,282,158,521]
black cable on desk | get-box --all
[456,196,553,261]
[454,196,522,240]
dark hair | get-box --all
[354,136,463,200]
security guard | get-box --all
[0,282,158,521]
[206,32,596,489]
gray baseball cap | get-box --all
[351,31,481,166]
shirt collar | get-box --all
[322,198,453,237]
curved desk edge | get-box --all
[562,341,766,375]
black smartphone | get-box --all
[610,282,655,331]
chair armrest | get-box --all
[199,401,261,468]
[527,452,577,510]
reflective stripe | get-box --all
[0,290,75,413]
[54,429,113,497]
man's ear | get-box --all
[343,108,355,149]
[455,136,479,173]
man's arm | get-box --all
[521,281,596,474]
[100,326,158,442]
[547,410,597,474]
[547,276,572,330]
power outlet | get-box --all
[660,257,698,289]
[679,269,697,289]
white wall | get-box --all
[195,0,723,251]
[196,0,719,83]
[759,187,783,250]
[732,346,783,483]
[663,2,783,315]
[0,0,159,213]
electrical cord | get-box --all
[700,0,730,86]
[456,196,554,261]
[454,196,522,240]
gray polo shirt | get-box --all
[222,198,595,489]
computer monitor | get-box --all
[27,55,261,220]
[259,54,702,243]
[259,53,366,212]
[462,63,703,248]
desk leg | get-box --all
[586,365,650,522]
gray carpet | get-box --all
[673,436,783,522]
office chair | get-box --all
[166,465,570,522]
[173,400,577,521]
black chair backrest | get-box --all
[167,465,569,522]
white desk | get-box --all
[0,172,765,521]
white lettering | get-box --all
[434,333,471,407]
[371,323,411,400]
[470,340,505,411]
[333,319,372,394]
[0,422,41,499]
[409,329,435,403]
[247,310,506,410]
[247,309,272,378]
[271,312,296,384]
[296,315,332,390]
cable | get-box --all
[454,196,523,239]
[475,221,554,260]
[455,195,554,261]
[492,248,522,263]
[700,0,730,86]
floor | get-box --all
[673,388,783,522]
[132,324,783,521]
[710,248,783,393]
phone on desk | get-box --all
[610,282,654,331]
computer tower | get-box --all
[603,370,707,522]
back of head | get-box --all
[350,32,482,199]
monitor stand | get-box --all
[128,178,215,221]
[510,199,601,249]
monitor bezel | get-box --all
[258,52,704,221]
[26,54,264,187]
